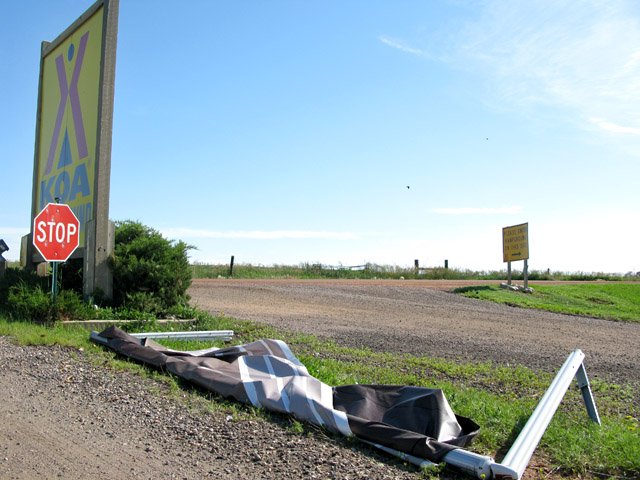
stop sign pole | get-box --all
[33,203,80,300]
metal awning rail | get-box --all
[90,330,234,347]
[128,330,234,341]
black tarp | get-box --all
[93,326,479,463]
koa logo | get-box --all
[39,31,92,210]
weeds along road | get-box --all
[189,279,640,388]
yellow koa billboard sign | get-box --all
[35,6,104,245]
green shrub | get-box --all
[121,291,164,313]
[0,268,53,322]
[0,267,47,307]
[111,220,193,314]
[5,279,93,323]
[54,289,95,320]
[92,304,156,322]
[7,282,54,323]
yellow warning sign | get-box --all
[503,223,529,262]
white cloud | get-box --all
[589,117,640,136]
[160,228,358,241]
[378,35,424,57]
[432,206,522,215]
[431,1,640,140]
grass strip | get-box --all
[455,283,640,322]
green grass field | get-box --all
[455,283,640,322]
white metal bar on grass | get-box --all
[129,330,234,341]
[89,330,234,346]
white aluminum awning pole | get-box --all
[439,349,600,480]
[129,330,234,341]
[89,330,234,346]
[491,349,598,480]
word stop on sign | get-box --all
[35,220,78,245]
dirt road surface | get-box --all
[189,279,640,386]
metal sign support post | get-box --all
[50,198,60,301]
[523,259,528,289]
[507,262,512,285]
[51,262,59,301]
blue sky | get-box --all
[2,0,639,273]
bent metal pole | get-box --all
[494,350,592,478]
[440,349,600,479]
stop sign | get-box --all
[33,203,80,262]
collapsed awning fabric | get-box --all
[93,327,479,463]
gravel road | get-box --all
[189,279,640,387]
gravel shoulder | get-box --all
[0,337,416,480]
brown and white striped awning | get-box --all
[92,327,479,464]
